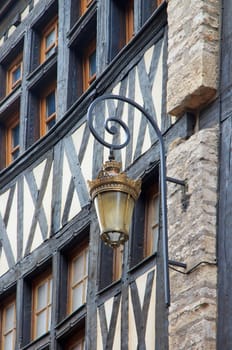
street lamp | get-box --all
[87,94,186,306]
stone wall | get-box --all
[167,0,220,117]
[167,127,218,349]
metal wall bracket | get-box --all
[169,260,187,269]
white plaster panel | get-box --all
[6,183,17,261]
[33,159,47,190]
[152,40,164,129]
[129,288,138,350]
[21,5,30,21]
[113,299,121,350]
[141,124,152,155]
[0,189,10,217]
[105,297,114,330]
[80,130,94,185]
[71,122,86,158]
[68,189,81,221]
[61,151,72,218]
[72,122,94,186]
[112,83,121,96]
[41,163,53,239]
[145,269,156,349]
[0,249,9,277]
[23,178,35,255]
[129,268,156,349]
[30,222,43,252]
[97,310,103,349]
[144,45,154,75]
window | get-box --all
[0,298,16,350]
[82,40,96,91]
[40,82,57,136]
[80,0,94,16]
[67,244,88,314]
[143,184,159,258]
[109,0,134,59]
[130,172,160,266]
[125,0,134,43]
[32,273,53,340]
[60,323,85,350]
[6,116,20,166]
[40,18,58,63]
[141,0,164,23]
[6,55,23,94]
[68,336,85,350]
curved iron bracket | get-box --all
[87,94,186,307]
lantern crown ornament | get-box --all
[88,158,141,248]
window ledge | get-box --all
[55,305,86,339]
[21,332,50,350]
[128,253,157,278]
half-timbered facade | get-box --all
[0,0,228,349]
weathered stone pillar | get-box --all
[167,0,220,116]
[167,127,218,349]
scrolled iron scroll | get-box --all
[87,95,131,152]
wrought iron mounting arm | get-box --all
[87,93,186,307]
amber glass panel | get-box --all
[94,191,135,246]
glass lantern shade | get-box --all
[88,160,141,248]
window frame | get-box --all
[5,115,20,166]
[0,297,16,350]
[125,0,134,43]
[40,17,58,63]
[31,272,53,340]
[40,82,57,137]
[82,39,96,92]
[80,0,94,16]
[6,55,23,95]
[130,169,160,267]
[143,183,159,258]
[67,242,89,315]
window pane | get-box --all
[46,118,56,131]
[89,50,96,77]
[36,310,46,337]
[46,46,56,59]
[72,284,83,310]
[12,66,21,84]
[85,250,88,273]
[46,91,56,118]
[73,255,84,283]
[37,282,48,310]
[12,124,19,148]
[5,304,15,332]
[49,279,52,303]
[46,29,55,49]
[47,305,51,331]
[4,332,14,350]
